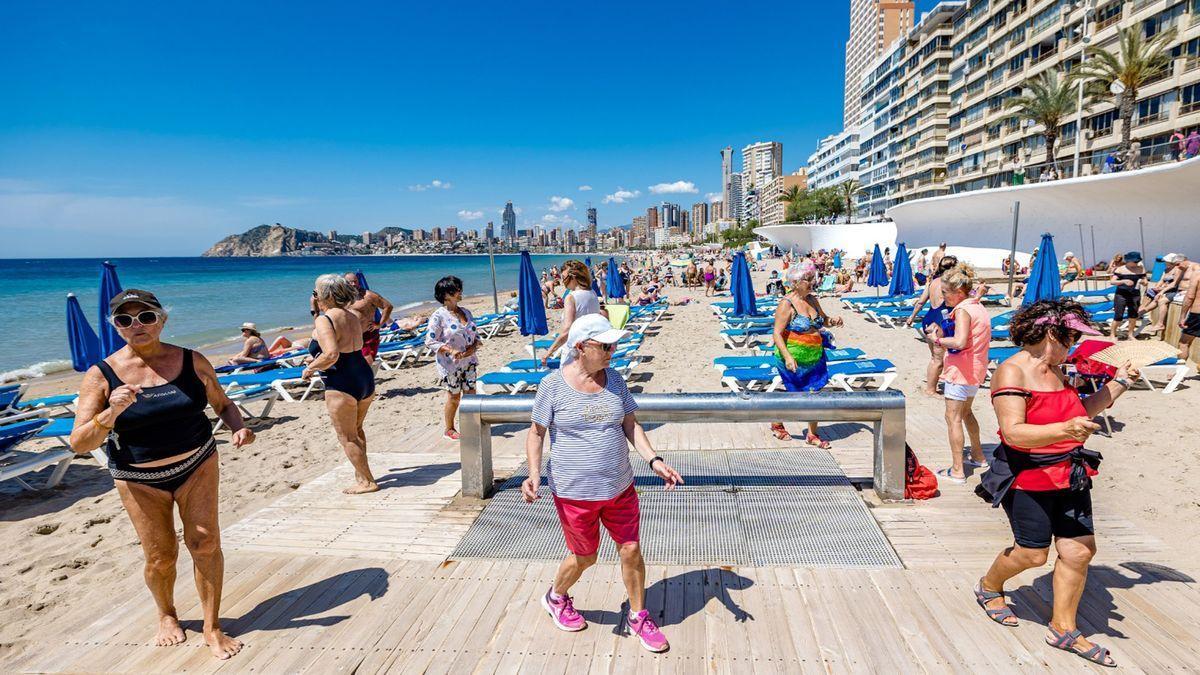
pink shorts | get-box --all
[551,484,640,556]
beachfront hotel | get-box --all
[844,0,919,125]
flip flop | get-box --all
[1046,626,1116,667]
[937,468,966,484]
[973,579,1018,627]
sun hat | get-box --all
[239,322,259,333]
[108,289,163,315]
[568,314,628,351]
[1063,251,1075,258]
[1124,251,1142,263]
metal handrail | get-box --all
[457,390,908,501]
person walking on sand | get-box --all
[344,272,393,366]
[425,276,479,440]
[304,274,379,494]
[924,267,991,483]
[975,300,1139,668]
[906,256,959,396]
[523,314,682,653]
[542,260,607,366]
[69,289,254,660]
[703,259,716,297]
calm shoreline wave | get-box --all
[0,254,592,381]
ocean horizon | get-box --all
[0,253,597,380]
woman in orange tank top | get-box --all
[973,299,1139,668]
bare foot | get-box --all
[205,628,243,660]
[154,614,186,646]
[343,481,380,495]
[920,389,938,398]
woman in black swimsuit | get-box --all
[303,274,379,494]
[1108,251,1146,340]
[70,289,254,661]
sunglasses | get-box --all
[587,340,617,352]
[112,311,161,328]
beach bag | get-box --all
[904,445,939,500]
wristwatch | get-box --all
[1112,377,1132,389]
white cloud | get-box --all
[408,179,453,192]
[578,185,592,191]
[706,192,723,203]
[648,180,698,195]
[457,209,484,221]
[548,196,575,212]
[238,195,310,208]
[542,213,579,226]
[602,187,640,204]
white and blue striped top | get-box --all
[531,368,639,500]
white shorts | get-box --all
[943,382,979,401]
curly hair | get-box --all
[434,275,464,304]
[940,263,977,293]
[561,260,592,289]
[1008,299,1096,347]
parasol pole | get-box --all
[1007,201,1020,301]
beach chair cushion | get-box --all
[1,418,51,455]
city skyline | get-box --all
[0,1,944,257]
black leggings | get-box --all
[1001,487,1094,549]
[1113,291,1141,321]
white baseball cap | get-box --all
[1063,251,1074,258]
[1163,253,1184,263]
[568,314,628,350]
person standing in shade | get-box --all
[1108,251,1146,340]
[70,289,254,660]
[523,314,682,653]
[304,275,379,494]
[975,300,1138,668]
[425,276,479,440]
[925,267,991,483]
[769,263,844,445]
[344,272,393,366]
[542,260,607,366]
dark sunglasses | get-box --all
[112,311,161,328]
[588,340,617,352]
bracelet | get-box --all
[92,413,113,431]
[648,456,664,469]
[1112,377,1132,389]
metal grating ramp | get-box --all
[452,449,901,568]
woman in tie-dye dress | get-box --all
[770,262,844,446]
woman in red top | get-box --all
[974,300,1139,668]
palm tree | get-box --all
[1074,25,1177,154]
[1005,69,1077,172]
[836,180,861,224]
[780,185,804,222]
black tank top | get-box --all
[96,349,213,465]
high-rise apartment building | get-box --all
[659,202,681,230]
[720,146,735,212]
[729,174,744,221]
[484,221,495,242]
[807,130,861,190]
[857,1,959,218]
[844,0,916,126]
[445,226,458,242]
[690,201,709,239]
[586,206,597,240]
[362,231,372,245]
[709,200,726,221]
[646,207,660,231]
[678,210,689,235]
[501,201,517,240]
[631,216,649,246]
[740,141,784,191]
[759,169,809,227]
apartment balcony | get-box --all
[1130,0,1163,15]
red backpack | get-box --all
[904,445,939,500]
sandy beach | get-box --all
[2,257,1199,655]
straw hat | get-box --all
[239,322,260,335]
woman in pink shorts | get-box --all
[522,314,683,653]
[926,266,992,483]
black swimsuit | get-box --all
[1112,270,1144,320]
[96,349,216,493]
[310,315,375,401]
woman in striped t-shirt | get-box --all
[523,314,683,653]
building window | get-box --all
[1182,82,1200,114]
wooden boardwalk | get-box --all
[5,419,1200,673]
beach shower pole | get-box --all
[1138,216,1146,259]
[1076,223,1088,290]
[1007,201,1020,300]
[487,236,499,315]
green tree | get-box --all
[1005,68,1078,171]
[835,180,861,224]
[1075,25,1177,154]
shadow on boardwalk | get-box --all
[578,568,755,634]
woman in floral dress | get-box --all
[425,276,480,440]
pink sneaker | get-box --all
[627,609,669,652]
[541,589,586,632]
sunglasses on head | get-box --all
[112,311,161,329]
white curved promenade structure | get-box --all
[887,156,1200,263]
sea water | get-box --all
[0,254,592,379]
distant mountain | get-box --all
[203,224,332,257]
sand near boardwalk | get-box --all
[2,259,1199,648]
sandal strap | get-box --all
[985,606,1015,621]
[1081,644,1109,662]
[975,587,1004,602]
[1048,627,1083,648]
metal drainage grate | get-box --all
[452,449,900,568]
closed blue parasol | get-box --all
[355,270,382,323]
[584,257,602,295]
[606,257,626,300]
[518,251,549,359]
[66,293,100,372]
[731,253,758,317]
[1022,233,1062,306]
[866,244,889,296]
[98,261,126,357]
[1150,257,1166,283]
[888,243,914,296]
[833,251,842,269]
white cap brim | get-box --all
[589,328,629,344]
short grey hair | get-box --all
[315,273,357,309]
[786,263,818,285]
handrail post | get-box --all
[459,404,493,498]
[876,405,907,500]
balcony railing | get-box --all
[1137,111,1166,126]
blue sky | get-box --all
[1,1,941,257]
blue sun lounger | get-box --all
[0,418,79,490]
[719,326,774,349]
[219,366,324,402]
[713,348,866,372]
[720,358,898,393]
